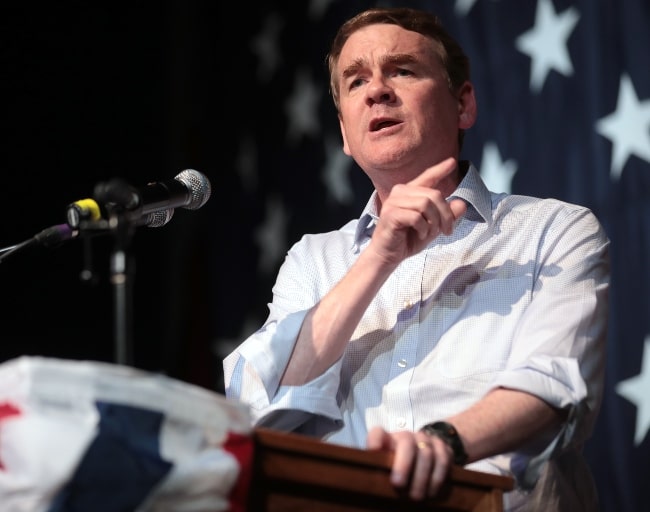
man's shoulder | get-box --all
[496,193,594,215]
[494,193,605,235]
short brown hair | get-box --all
[327,7,471,111]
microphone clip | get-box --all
[93,178,140,212]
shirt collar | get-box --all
[353,194,380,251]
[450,161,494,226]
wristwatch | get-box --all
[420,421,468,465]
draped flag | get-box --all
[213,1,650,511]
[0,357,253,512]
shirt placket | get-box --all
[385,252,426,432]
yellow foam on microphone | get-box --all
[72,199,101,221]
[66,198,102,228]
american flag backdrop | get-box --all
[212,1,650,510]
[0,1,648,511]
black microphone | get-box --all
[67,169,211,229]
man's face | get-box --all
[336,23,473,181]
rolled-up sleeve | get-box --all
[223,229,358,431]
[486,207,610,486]
[224,308,344,429]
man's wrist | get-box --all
[420,421,468,465]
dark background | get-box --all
[0,1,372,391]
[1,2,229,388]
[1,2,648,511]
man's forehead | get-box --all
[339,24,434,67]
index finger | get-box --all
[408,157,457,188]
[389,435,419,488]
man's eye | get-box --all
[350,78,364,89]
[395,68,413,77]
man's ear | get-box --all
[457,81,477,129]
[339,115,352,156]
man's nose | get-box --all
[366,75,395,105]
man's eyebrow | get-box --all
[380,53,419,67]
[341,53,419,81]
[341,58,366,81]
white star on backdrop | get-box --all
[250,12,284,83]
[478,142,517,194]
[515,0,580,93]
[308,0,337,20]
[285,67,323,145]
[455,0,501,16]
[254,194,289,275]
[616,335,650,446]
[595,73,650,181]
[454,0,480,16]
[321,134,354,205]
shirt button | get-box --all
[397,359,407,368]
[397,418,406,428]
[404,301,413,309]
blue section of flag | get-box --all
[47,402,172,512]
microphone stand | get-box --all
[0,212,136,366]
[106,209,136,367]
[77,200,138,367]
[87,177,142,367]
[0,216,136,367]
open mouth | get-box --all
[370,119,400,131]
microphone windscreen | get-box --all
[175,169,211,210]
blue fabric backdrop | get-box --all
[212,1,649,510]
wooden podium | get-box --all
[248,428,514,512]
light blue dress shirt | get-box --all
[224,163,610,510]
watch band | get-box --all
[420,421,468,465]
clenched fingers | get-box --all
[367,428,453,501]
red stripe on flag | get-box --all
[222,431,254,512]
[0,402,21,470]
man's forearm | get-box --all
[280,248,396,385]
[447,388,567,463]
